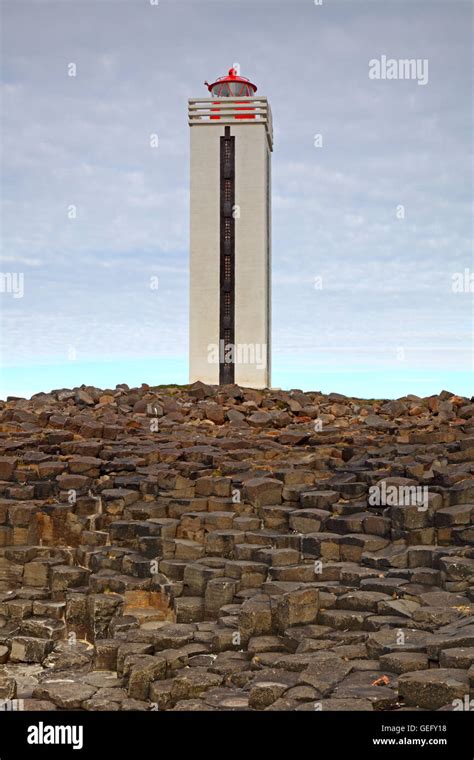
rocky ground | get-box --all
[0,382,473,712]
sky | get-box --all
[0,0,472,399]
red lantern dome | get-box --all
[205,67,257,97]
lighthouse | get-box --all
[188,67,273,388]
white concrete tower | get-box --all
[188,67,273,388]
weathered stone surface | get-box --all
[126,655,167,700]
[379,652,429,674]
[170,668,223,701]
[398,668,470,709]
[248,681,288,709]
[318,609,372,631]
[439,647,474,669]
[300,491,338,510]
[366,629,432,658]
[0,676,16,699]
[239,596,273,641]
[244,478,282,507]
[0,645,10,663]
[426,625,474,658]
[0,384,471,711]
[298,654,353,696]
[33,680,97,709]
[10,637,53,663]
[273,588,319,633]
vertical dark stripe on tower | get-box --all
[219,126,235,384]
